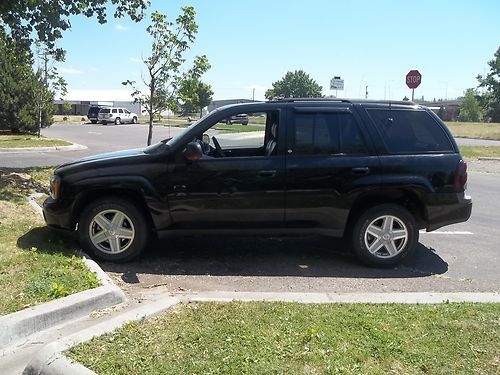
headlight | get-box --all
[50,175,61,199]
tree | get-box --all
[123,8,210,145]
[0,0,149,60]
[179,79,213,117]
[0,31,54,133]
[477,46,500,122]
[458,89,482,122]
[265,70,323,99]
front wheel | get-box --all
[114,117,121,125]
[78,198,149,262]
[131,116,138,124]
[351,204,418,267]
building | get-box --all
[207,99,257,113]
[418,99,463,121]
[54,100,141,116]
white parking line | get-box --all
[419,230,474,235]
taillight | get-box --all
[454,160,468,192]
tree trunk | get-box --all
[147,112,153,146]
[199,106,202,119]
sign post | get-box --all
[406,70,422,101]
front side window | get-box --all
[293,112,367,155]
[118,109,124,114]
[367,109,454,153]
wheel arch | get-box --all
[345,188,427,235]
[71,188,155,232]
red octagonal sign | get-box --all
[406,70,422,89]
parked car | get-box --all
[221,113,249,125]
[87,105,103,124]
[97,107,138,125]
[43,99,472,267]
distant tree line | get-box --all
[458,46,500,122]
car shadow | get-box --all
[98,235,448,283]
[16,226,80,256]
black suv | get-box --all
[43,99,472,267]
[87,105,103,124]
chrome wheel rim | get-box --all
[89,209,135,254]
[364,215,408,258]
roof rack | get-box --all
[270,98,352,103]
[267,98,417,106]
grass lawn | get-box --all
[0,134,71,148]
[446,121,500,141]
[68,301,500,374]
[0,167,100,315]
[213,123,264,132]
[461,146,500,159]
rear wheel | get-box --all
[114,117,121,125]
[351,204,418,267]
[91,120,97,124]
[132,116,138,124]
[78,198,149,262]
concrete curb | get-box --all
[0,268,126,351]
[186,291,500,304]
[0,142,87,154]
[23,297,180,375]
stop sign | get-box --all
[406,70,422,89]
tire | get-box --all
[78,198,149,262]
[226,119,231,125]
[91,120,97,124]
[351,204,418,267]
[132,116,138,124]
[102,121,107,125]
[114,117,121,125]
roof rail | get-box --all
[269,98,352,103]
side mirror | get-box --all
[183,141,203,161]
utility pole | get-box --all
[252,88,255,101]
[365,85,368,99]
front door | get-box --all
[166,109,286,229]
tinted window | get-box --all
[367,109,454,153]
[293,112,367,155]
[118,109,123,113]
[112,109,118,114]
[100,109,110,114]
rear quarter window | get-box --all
[367,109,454,154]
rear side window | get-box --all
[100,109,110,114]
[112,109,118,114]
[293,112,368,155]
[367,109,454,153]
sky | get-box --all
[52,0,500,103]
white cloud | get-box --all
[129,57,142,63]
[115,23,128,32]
[58,67,83,75]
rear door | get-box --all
[284,105,381,236]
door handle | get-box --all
[351,167,370,175]
[258,170,276,177]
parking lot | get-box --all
[2,123,499,296]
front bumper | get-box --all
[43,197,74,231]
[426,194,472,232]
